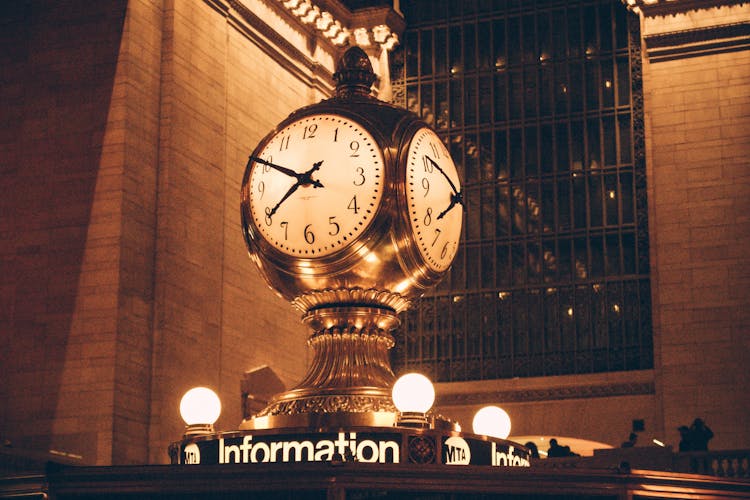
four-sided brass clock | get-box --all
[239,47,463,429]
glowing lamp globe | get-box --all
[472,405,511,439]
[180,387,221,426]
[391,373,435,414]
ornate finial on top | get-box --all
[333,46,377,99]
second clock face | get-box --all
[246,114,385,257]
[406,127,463,272]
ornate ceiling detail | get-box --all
[278,0,404,51]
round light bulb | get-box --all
[391,373,435,414]
[180,387,221,426]
[472,405,511,439]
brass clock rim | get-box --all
[392,121,462,284]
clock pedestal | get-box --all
[241,291,408,429]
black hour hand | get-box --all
[437,191,464,220]
[265,160,325,220]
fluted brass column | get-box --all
[240,305,400,429]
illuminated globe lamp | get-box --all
[391,373,435,428]
[180,387,222,437]
[472,405,512,440]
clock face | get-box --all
[245,114,384,257]
[406,127,463,272]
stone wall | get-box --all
[0,0,329,465]
[641,2,750,451]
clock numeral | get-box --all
[440,241,450,259]
[328,216,340,236]
[431,228,442,247]
[257,181,265,199]
[348,195,359,214]
[264,207,272,226]
[333,127,339,142]
[349,141,360,157]
[263,156,272,173]
[279,136,290,151]
[303,124,317,139]
[423,207,433,226]
[304,224,315,244]
[423,155,434,173]
[429,141,441,159]
[280,221,289,240]
[421,177,430,197]
[353,167,365,186]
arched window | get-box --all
[391,0,651,381]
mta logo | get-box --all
[444,437,471,465]
[183,443,201,464]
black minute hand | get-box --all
[425,155,464,219]
[250,155,299,178]
[249,156,324,188]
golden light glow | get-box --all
[392,373,435,413]
[180,387,221,426]
[472,406,511,439]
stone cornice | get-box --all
[623,0,749,17]
[437,381,655,406]
[645,21,750,61]
[646,21,750,46]
[222,0,336,94]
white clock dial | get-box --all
[406,127,463,272]
[246,114,384,257]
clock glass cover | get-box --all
[245,114,384,257]
[406,127,463,272]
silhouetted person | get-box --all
[524,441,540,459]
[547,438,574,457]
[688,418,713,451]
[678,425,692,452]
[621,432,638,448]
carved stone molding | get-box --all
[217,0,336,93]
[624,0,749,17]
[437,381,655,406]
[644,22,750,61]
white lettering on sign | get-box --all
[444,436,471,465]
[491,443,530,467]
[218,432,399,464]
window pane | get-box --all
[405,31,419,77]
[435,27,447,75]
[465,76,477,126]
[479,76,492,124]
[478,22,492,70]
[494,73,507,122]
[493,18,506,69]
[465,23,477,71]
[421,82,434,126]
[421,29,433,76]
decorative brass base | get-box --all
[240,304,401,430]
